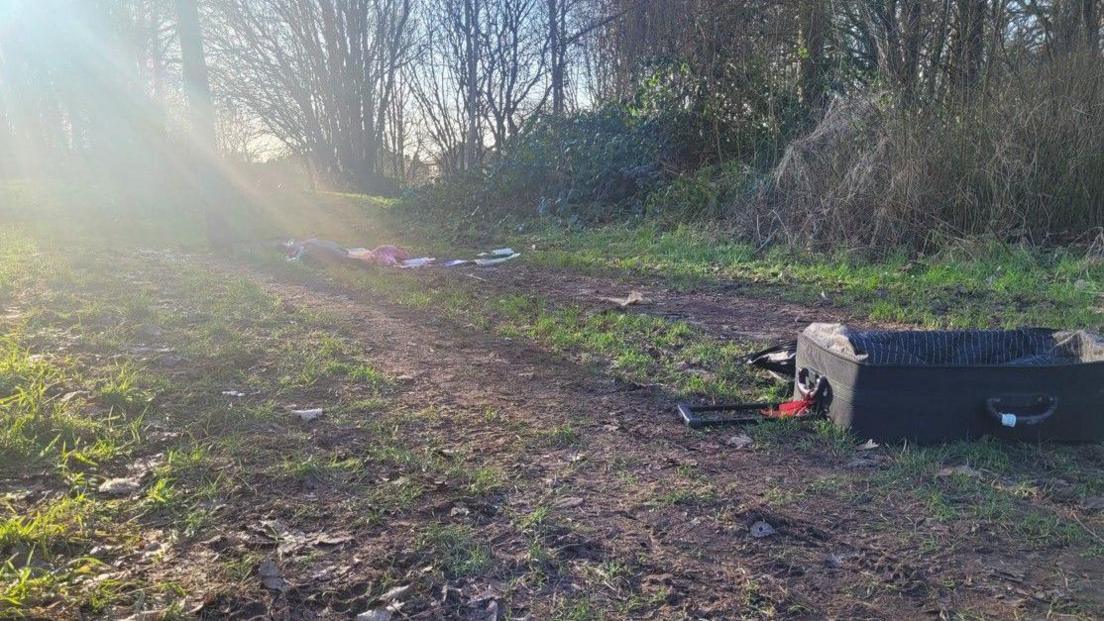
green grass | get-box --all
[0,205,436,616]
[4,181,1104,619]
[520,223,1104,329]
[274,258,783,402]
[415,524,493,578]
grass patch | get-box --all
[522,224,1104,329]
[415,524,493,578]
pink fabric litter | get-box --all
[350,245,411,266]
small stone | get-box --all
[98,477,141,496]
[257,559,287,592]
[725,433,754,449]
[750,520,776,538]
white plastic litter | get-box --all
[478,247,515,257]
[474,253,521,266]
[291,408,323,422]
[399,257,436,268]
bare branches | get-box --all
[207,0,413,189]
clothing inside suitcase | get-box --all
[803,324,1104,367]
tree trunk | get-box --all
[464,0,480,171]
[1085,0,1100,52]
[549,0,564,115]
[174,0,215,154]
[949,0,987,100]
[799,0,827,110]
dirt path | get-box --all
[224,261,1103,620]
[423,263,855,342]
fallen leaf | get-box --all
[725,433,754,449]
[600,291,646,307]
[258,559,287,592]
[117,611,166,621]
[484,599,500,621]
[857,439,879,450]
[313,533,353,546]
[379,584,411,602]
[60,390,90,403]
[98,477,141,496]
[291,407,323,422]
[750,520,776,538]
[553,496,584,509]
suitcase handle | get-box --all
[797,368,829,400]
[985,394,1057,428]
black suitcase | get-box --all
[795,323,1104,444]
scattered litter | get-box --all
[221,390,245,398]
[98,477,141,496]
[600,290,646,307]
[857,439,880,450]
[400,257,437,269]
[725,433,754,449]
[291,407,323,422]
[937,465,982,478]
[356,610,392,621]
[750,520,776,538]
[284,240,520,270]
[349,245,412,267]
[474,252,521,266]
[284,238,349,262]
[478,247,515,257]
[258,558,288,591]
[118,611,166,621]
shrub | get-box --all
[761,53,1104,253]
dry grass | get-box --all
[761,53,1104,253]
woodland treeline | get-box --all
[2,1,1102,249]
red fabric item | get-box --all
[350,245,411,266]
[762,396,817,419]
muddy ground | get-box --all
[198,258,1103,620]
[4,246,1102,621]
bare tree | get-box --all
[209,0,414,190]
[481,0,548,147]
[175,0,216,153]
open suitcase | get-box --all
[796,323,1104,444]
